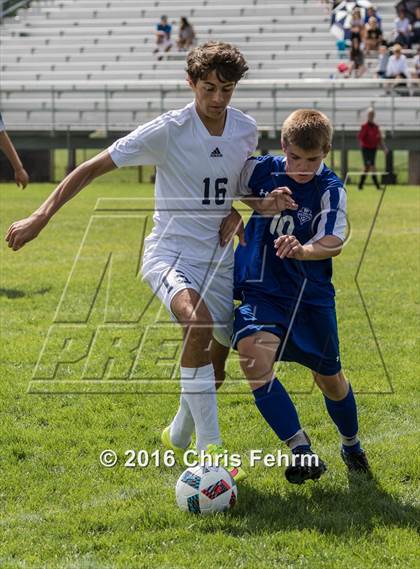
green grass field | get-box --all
[1,173,419,569]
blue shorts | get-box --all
[232,294,341,376]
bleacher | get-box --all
[0,0,418,131]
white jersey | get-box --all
[108,102,257,265]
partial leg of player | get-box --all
[163,338,228,450]
[238,331,327,484]
[313,371,371,475]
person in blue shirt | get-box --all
[364,5,382,30]
[224,109,370,484]
[153,15,173,59]
[157,14,172,37]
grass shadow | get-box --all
[0,287,51,299]
[229,473,419,536]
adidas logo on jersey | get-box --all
[210,147,223,157]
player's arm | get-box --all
[219,206,246,247]
[219,187,299,246]
[241,188,298,217]
[274,234,343,260]
[236,158,298,217]
[5,150,116,251]
[224,156,298,243]
[0,130,29,189]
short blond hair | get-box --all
[281,109,333,154]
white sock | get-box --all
[180,363,221,451]
[285,429,311,452]
[169,394,194,448]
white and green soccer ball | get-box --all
[175,465,237,515]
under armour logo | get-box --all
[210,147,223,157]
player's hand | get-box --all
[5,213,48,251]
[219,207,246,247]
[274,235,305,260]
[14,167,29,189]
[258,187,298,216]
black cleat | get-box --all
[341,447,372,476]
[285,451,327,485]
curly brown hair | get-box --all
[186,41,248,84]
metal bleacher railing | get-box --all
[0,79,418,134]
[1,0,418,134]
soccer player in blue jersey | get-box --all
[229,109,370,483]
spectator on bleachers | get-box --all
[177,17,196,51]
[376,44,390,77]
[395,0,418,23]
[347,37,366,77]
[386,43,410,91]
[357,108,387,190]
[365,6,382,30]
[393,8,412,47]
[414,45,420,70]
[365,17,383,55]
[386,43,410,76]
[0,112,29,189]
[411,46,420,91]
[153,15,173,59]
[411,6,420,45]
[349,8,366,43]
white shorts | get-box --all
[142,241,234,347]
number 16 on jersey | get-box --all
[202,177,228,205]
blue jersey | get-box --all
[234,155,347,307]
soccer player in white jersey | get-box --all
[5,42,260,481]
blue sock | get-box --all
[324,384,361,454]
[253,378,302,442]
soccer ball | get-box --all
[175,465,237,515]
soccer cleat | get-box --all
[205,443,247,483]
[285,450,327,485]
[161,426,192,464]
[341,447,372,475]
